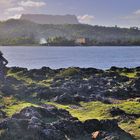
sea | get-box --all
[0,46,140,70]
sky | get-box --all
[1,0,140,27]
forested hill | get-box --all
[0,19,140,46]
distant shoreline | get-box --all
[0,45,140,47]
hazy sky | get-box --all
[1,0,140,27]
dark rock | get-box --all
[100,119,118,131]
[36,88,56,100]
[131,78,140,91]
[109,107,126,117]
[74,94,87,102]
[53,119,85,137]
[8,67,28,73]
[42,129,66,140]
[84,119,101,133]
[1,85,16,96]
[0,105,5,109]
[80,68,103,75]
[0,110,6,118]
[53,93,76,104]
[122,68,133,73]
[110,66,123,71]
[0,105,135,140]
[92,131,120,140]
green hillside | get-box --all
[0,19,140,46]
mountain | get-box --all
[20,14,79,25]
[0,19,140,45]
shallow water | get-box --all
[0,46,140,69]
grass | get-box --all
[45,100,140,139]
[119,72,137,78]
[46,101,140,121]
[7,72,34,84]
[59,67,80,77]
[39,78,53,87]
[120,118,140,139]
[3,102,38,117]
[68,102,112,120]
[3,69,140,139]
[0,96,17,106]
[119,101,140,114]
[1,96,140,139]
[7,71,52,87]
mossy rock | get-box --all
[59,67,80,77]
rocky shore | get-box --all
[0,66,140,140]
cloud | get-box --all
[119,9,140,27]
[7,7,24,12]
[78,15,95,24]
[0,0,13,6]
[19,0,46,8]
[121,9,140,20]
[8,14,21,19]
[0,0,15,10]
[134,9,140,15]
[1,0,47,20]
